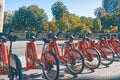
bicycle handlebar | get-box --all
[0,30,17,42]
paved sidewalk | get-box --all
[0,41,120,80]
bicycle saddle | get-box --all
[64,41,74,46]
[42,38,51,43]
[8,35,18,42]
[31,36,36,41]
[70,35,75,40]
[0,36,7,42]
[53,36,57,40]
[97,38,104,41]
[111,36,115,39]
[103,36,107,39]
[84,35,91,41]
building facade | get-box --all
[103,0,120,13]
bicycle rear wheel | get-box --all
[83,47,101,69]
[9,54,22,80]
[65,49,84,74]
[42,51,59,80]
[98,46,114,66]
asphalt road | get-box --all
[0,41,120,80]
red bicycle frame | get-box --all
[69,38,94,60]
[0,40,9,75]
[26,39,39,70]
[108,38,120,53]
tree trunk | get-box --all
[0,0,4,32]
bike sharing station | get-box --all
[1,1,120,80]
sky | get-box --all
[5,0,102,20]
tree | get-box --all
[51,1,69,31]
[51,1,69,20]
[92,18,102,33]
[67,13,81,32]
[47,20,57,32]
[3,12,13,32]
[12,5,48,32]
[104,26,118,33]
[100,13,118,31]
[94,7,106,18]
[79,16,93,33]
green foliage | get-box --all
[67,14,81,32]
[3,2,119,34]
[51,1,69,20]
[92,18,102,33]
[12,5,48,32]
[47,20,57,32]
[3,12,13,32]
[100,13,118,31]
[79,16,93,33]
[94,7,106,18]
[103,26,118,33]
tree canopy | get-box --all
[12,5,48,32]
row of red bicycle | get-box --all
[25,31,120,80]
[0,30,120,80]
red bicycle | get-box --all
[93,35,115,66]
[101,34,120,58]
[0,33,9,75]
[25,30,59,80]
[66,34,101,69]
[47,33,85,74]
[0,31,22,80]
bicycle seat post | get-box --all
[9,40,12,54]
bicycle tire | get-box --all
[42,51,59,80]
[98,46,115,66]
[9,54,22,80]
[65,49,84,74]
[83,47,101,69]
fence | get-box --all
[15,32,118,40]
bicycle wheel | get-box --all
[83,47,101,69]
[98,46,114,66]
[9,54,22,80]
[42,51,59,80]
[65,49,84,74]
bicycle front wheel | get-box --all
[42,51,59,80]
[83,47,101,69]
[9,54,22,80]
[65,49,84,74]
[98,46,114,66]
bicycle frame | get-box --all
[47,38,77,62]
[26,39,39,70]
[106,38,120,53]
[26,37,58,70]
[69,38,94,60]
[0,41,9,75]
